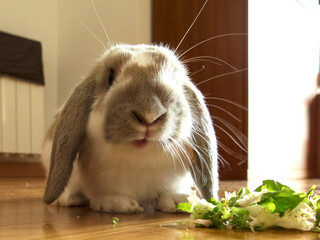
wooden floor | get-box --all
[1,178,320,240]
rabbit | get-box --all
[42,44,218,213]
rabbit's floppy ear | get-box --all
[184,83,219,200]
[43,78,96,204]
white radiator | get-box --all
[0,76,44,154]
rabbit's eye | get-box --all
[108,68,116,86]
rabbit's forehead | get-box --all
[101,44,186,85]
[129,53,160,67]
[107,44,179,68]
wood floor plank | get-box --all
[1,178,320,239]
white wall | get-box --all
[0,0,58,132]
[0,0,151,156]
[57,0,151,105]
[248,0,320,180]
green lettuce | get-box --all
[177,180,320,232]
[112,217,119,225]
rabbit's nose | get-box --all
[132,110,167,126]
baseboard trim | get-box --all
[0,153,45,177]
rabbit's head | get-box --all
[93,45,192,145]
[44,44,218,204]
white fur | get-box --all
[131,53,152,67]
[76,104,191,212]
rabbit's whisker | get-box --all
[192,127,212,151]
[179,33,248,58]
[174,0,208,54]
[184,58,224,67]
[189,65,206,77]
[213,116,248,149]
[170,138,189,175]
[237,158,247,166]
[183,56,238,71]
[218,142,247,164]
[190,133,208,154]
[190,130,212,181]
[176,139,196,178]
[214,124,248,153]
[206,96,248,111]
[159,140,177,171]
[197,68,248,86]
[218,153,232,170]
[163,139,182,171]
[181,139,198,183]
[90,0,112,46]
[209,105,241,122]
[60,6,107,50]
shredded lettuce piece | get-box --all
[112,217,119,225]
[250,202,316,231]
[177,180,320,232]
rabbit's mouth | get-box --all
[132,139,148,148]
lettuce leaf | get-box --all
[176,202,193,213]
[255,180,309,216]
[258,189,305,215]
[229,187,250,207]
[255,180,292,192]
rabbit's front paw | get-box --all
[156,193,188,213]
[90,195,144,213]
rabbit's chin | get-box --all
[132,139,148,148]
